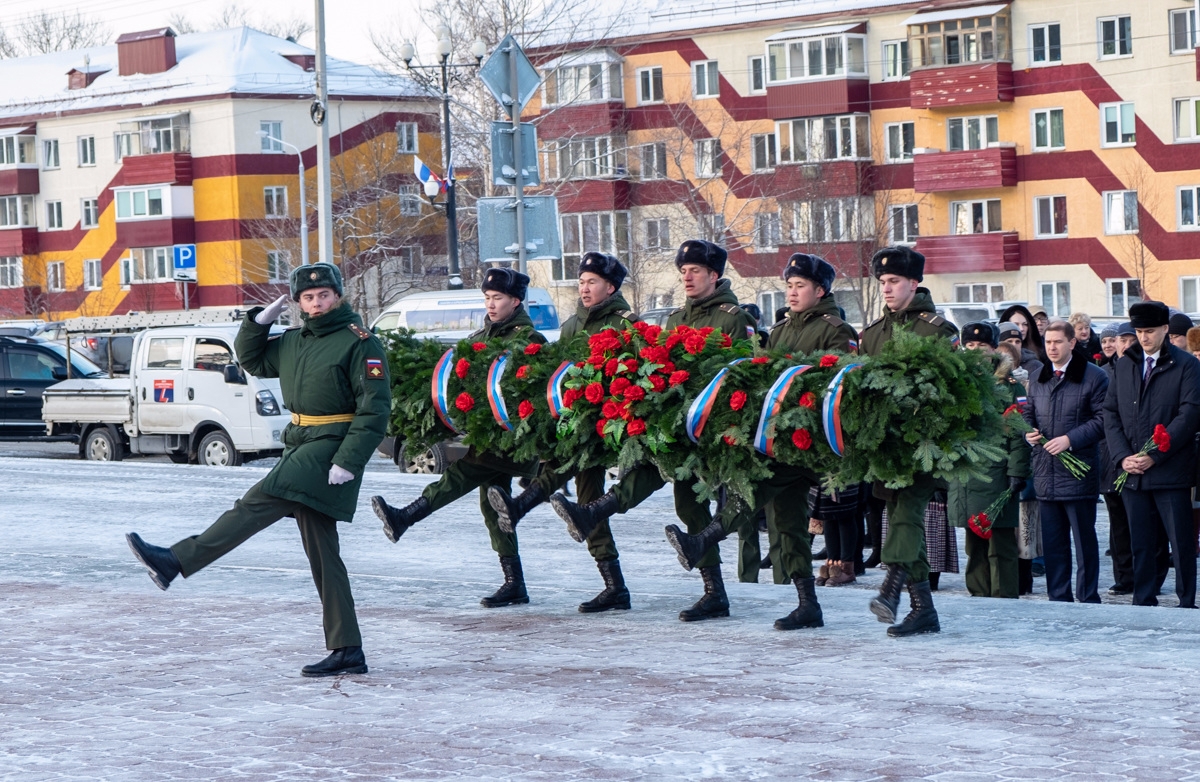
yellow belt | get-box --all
[290,412,355,426]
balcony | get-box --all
[910,61,1013,109]
[766,79,870,120]
[912,145,1016,193]
[115,218,195,247]
[119,152,193,186]
[916,231,1021,274]
[552,179,631,214]
[0,227,38,255]
[537,102,626,139]
[772,160,873,197]
[0,169,38,196]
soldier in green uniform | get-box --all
[550,239,759,621]
[485,252,636,613]
[370,268,547,609]
[860,246,958,637]
[664,254,858,630]
[125,262,392,677]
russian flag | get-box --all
[413,156,446,192]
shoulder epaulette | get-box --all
[822,313,847,328]
[618,309,635,320]
[670,306,685,315]
[347,323,371,340]
[917,311,947,327]
[864,316,885,330]
[719,304,741,315]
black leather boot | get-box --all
[550,489,619,543]
[481,555,530,607]
[665,519,727,571]
[578,558,632,613]
[888,580,941,637]
[301,646,368,677]
[371,495,431,543]
[759,555,772,571]
[679,565,730,621]
[126,532,181,591]
[774,576,824,630]
[869,564,908,624]
[863,548,882,569]
[487,483,547,534]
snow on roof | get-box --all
[0,26,423,122]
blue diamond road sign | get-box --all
[478,34,541,119]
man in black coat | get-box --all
[1023,320,1109,603]
[1103,301,1200,608]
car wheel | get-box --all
[397,441,447,474]
[197,430,242,467]
[83,427,123,462]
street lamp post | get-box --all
[257,131,308,268]
[399,27,487,291]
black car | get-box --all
[0,336,107,438]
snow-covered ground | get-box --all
[3,450,1200,780]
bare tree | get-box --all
[0,10,109,58]
[1116,160,1158,306]
[166,13,198,35]
[168,4,312,43]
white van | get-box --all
[371,288,561,341]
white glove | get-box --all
[328,465,355,485]
[255,294,289,325]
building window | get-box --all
[890,204,918,244]
[114,187,164,220]
[260,121,283,152]
[909,10,1012,67]
[120,247,172,284]
[544,62,622,105]
[1039,281,1070,317]
[43,139,59,170]
[1104,190,1139,234]
[1171,8,1198,54]
[78,135,96,167]
[699,213,726,245]
[0,256,22,288]
[1029,23,1061,64]
[267,250,290,283]
[947,115,999,151]
[84,258,102,290]
[1101,102,1136,147]
[1182,276,1200,312]
[751,133,776,172]
[1180,185,1200,229]
[0,195,35,227]
[80,198,99,229]
[558,211,631,281]
[885,122,914,161]
[759,290,786,322]
[545,136,624,180]
[640,143,666,179]
[755,211,782,249]
[1031,108,1065,151]
[693,60,719,98]
[783,198,873,243]
[46,261,65,292]
[396,246,422,276]
[777,115,870,162]
[883,40,910,80]
[1099,16,1133,58]
[399,184,422,216]
[45,200,63,230]
[0,135,35,166]
[643,217,670,250]
[695,138,721,177]
[396,122,418,154]
[951,199,1002,233]
[1174,98,1200,142]
[766,33,867,83]
[1108,278,1141,316]
[263,186,287,218]
[114,114,190,159]
[1034,195,1068,237]
[637,67,663,104]
[954,283,1006,304]
[748,56,765,93]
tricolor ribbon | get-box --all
[487,351,512,431]
[432,349,464,434]
[685,358,748,444]
[546,360,572,419]
[822,362,863,457]
[753,364,813,457]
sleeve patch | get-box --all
[366,358,385,379]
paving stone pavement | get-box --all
[3,455,1200,780]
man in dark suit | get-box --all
[1103,301,1200,608]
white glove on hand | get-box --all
[328,465,355,485]
[255,294,289,325]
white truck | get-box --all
[42,324,288,466]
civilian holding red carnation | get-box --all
[1103,301,1200,608]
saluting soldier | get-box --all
[860,246,958,636]
[550,239,759,621]
[664,253,858,630]
[486,252,637,613]
[371,268,548,609]
[126,262,392,677]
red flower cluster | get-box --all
[625,385,646,402]
[563,388,582,408]
[472,342,487,352]
[720,334,732,348]
[455,358,470,379]
[968,512,993,540]
[627,419,647,436]
[455,392,474,412]
[604,358,621,376]
[515,365,530,379]
[640,345,671,366]
[668,370,690,387]
[684,333,708,355]
[1003,403,1023,416]
[584,382,605,404]
[729,390,747,411]
[751,356,770,364]
[524,343,542,355]
[792,428,813,450]
[1153,424,1171,452]
[799,392,816,410]
[518,400,534,419]
[609,377,632,396]
[648,375,667,393]
[819,354,839,368]
[601,400,622,420]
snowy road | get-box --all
[3,454,1200,780]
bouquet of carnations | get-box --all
[1003,404,1091,479]
[966,487,1015,539]
[1113,424,1171,492]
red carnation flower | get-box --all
[604,358,620,377]
[625,385,646,402]
[819,354,839,368]
[627,419,647,436]
[602,400,622,420]
[799,392,817,410]
[516,365,530,379]
[621,330,632,344]
[684,334,708,355]
[720,333,732,348]
[610,376,632,396]
[1093,353,1103,361]
[623,359,639,372]
[455,392,475,412]
[472,342,487,352]
[563,388,582,408]
[751,356,769,364]
[699,327,715,337]
[792,428,813,450]
[1003,403,1021,416]
[1153,424,1171,452]
[968,512,993,540]
[596,419,608,438]
[658,361,676,375]
[668,370,690,387]
[518,400,534,419]
[632,320,650,333]
[729,390,747,411]
[620,401,634,421]
[723,435,737,446]
[584,382,605,404]
[665,333,683,350]
[648,375,667,393]
[524,343,542,355]
[645,325,663,344]
[455,358,471,379]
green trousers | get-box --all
[763,504,787,584]
[879,476,935,583]
[171,480,361,651]
[717,465,816,581]
[964,526,1019,598]
[736,512,763,583]
[533,464,618,562]
[422,457,521,558]
[612,463,717,568]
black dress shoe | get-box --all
[1106,585,1133,596]
[301,646,368,677]
[126,532,181,590]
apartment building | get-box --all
[0,26,440,319]
[525,0,1200,323]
